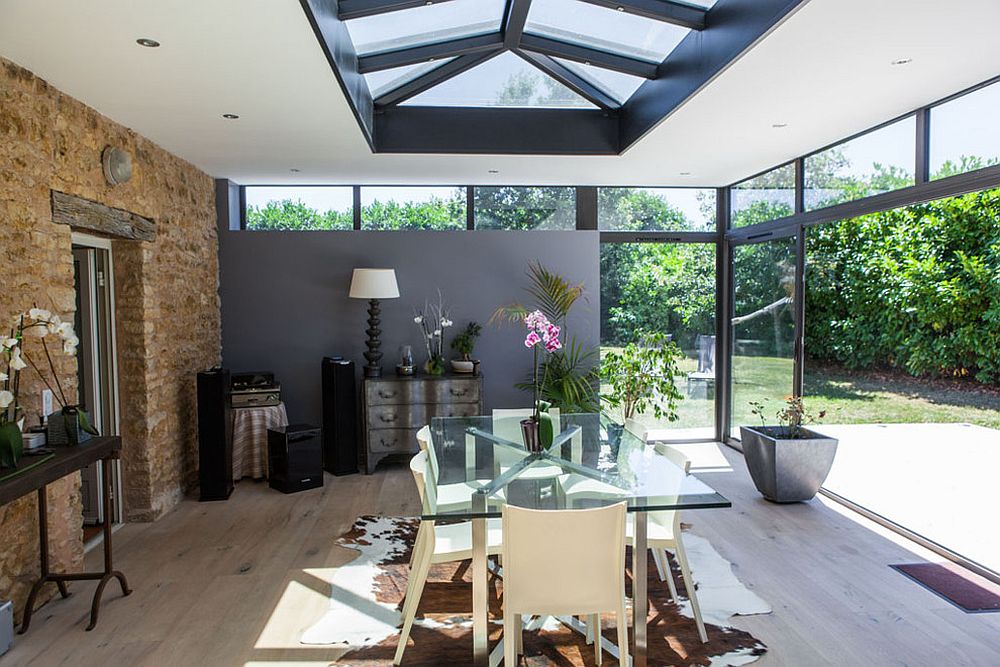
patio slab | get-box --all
[820,422,1000,576]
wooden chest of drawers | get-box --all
[362,375,484,474]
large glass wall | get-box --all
[601,242,716,439]
[730,237,797,431]
[803,188,1000,574]
[244,186,353,231]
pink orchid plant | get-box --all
[522,310,562,423]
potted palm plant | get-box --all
[741,397,837,502]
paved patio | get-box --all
[820,422,1000,577]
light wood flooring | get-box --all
[5,445,999,666]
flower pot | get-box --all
[450,359,474,374]
[739,426,838,502]
[424,357,446,376]
[46,406,96,446]
[520,418,541,453]
[605,422,624,457]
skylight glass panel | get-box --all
[344,0,504,56]
[524,0,691,64]
[402,52,596,108]
[676,0,719,7]
[554,58,644,103]
[364,59,455,99]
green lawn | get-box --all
[601,349,1000,433]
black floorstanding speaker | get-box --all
[268,424,323,494]
[197,368,233,501]
[322,357,359,475]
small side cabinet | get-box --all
[362,374,484,474]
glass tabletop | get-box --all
[422,413,730,520]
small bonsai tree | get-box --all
[450,322,482,361]
[600,332,683,423]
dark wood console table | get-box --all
[0,436,131,633]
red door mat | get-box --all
[890,562,1000,613]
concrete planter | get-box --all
[739,426,838,503]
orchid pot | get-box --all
[424,356,446,376]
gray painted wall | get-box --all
[219,230,600,426]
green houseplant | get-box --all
[450,322,481,373]
[600,333,683,445]
[741,397,837,502]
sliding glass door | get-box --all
[729,236,797,434]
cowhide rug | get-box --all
[302,516,769,666]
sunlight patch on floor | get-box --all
[254,568,339,649]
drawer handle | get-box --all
[449,388,469,397]
[378,413,397,423]
[379,438,397,447]
[378,389,398,399]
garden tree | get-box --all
[245,199,352,230]
[474,187,576,229]
[361,191,465,230]
[806,185,1000,383]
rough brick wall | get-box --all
[0,57,220,619]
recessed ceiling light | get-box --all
[772,123,788,128]
[679,172,691,176]
[488,169,499,174]
[617,6,625,11]
[221,113,240,119]
[891,57,913,66]
[289,168,301,173]
[136,38,160,48]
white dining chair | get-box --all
[501,502,630,667]
[395,450,504,665]
[625,443,708,643]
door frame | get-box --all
[71,232,125,527]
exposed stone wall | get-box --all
[0,57,220,619]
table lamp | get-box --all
[349,268,400,378]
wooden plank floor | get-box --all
[6,445,999,666]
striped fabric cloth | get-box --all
[232,402,288,481]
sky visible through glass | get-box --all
[403,52,594,108]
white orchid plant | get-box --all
[1,307,89,466]
[413,291,453,375]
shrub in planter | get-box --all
[741,397,837,503]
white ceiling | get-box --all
[2,0,999,186]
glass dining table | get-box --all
[423,413,731,667]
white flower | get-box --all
[46,314,63,334]
[433,328,441,336]
[63,334,80,355]
[0,371,7,381]
[25,323,48,338]
[28,308,51,321]
[0,390,13,409]
[55,321,75,339]
[1,337,18,350]
[9,348,27,371]
[427,333,434,339]
[414,315,423,324]
[441,318,453,328]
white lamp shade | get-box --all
[349,268,400,299]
